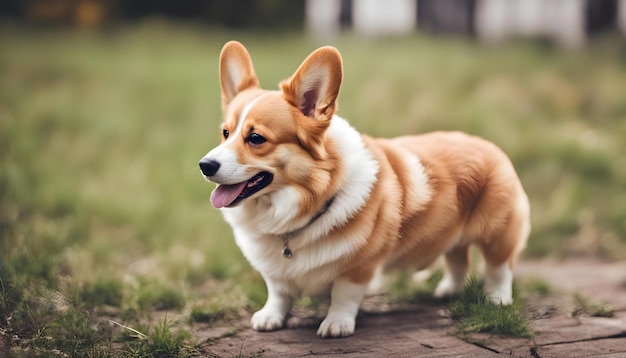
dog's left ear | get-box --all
[281,47,343,121]
[219,41,260,111]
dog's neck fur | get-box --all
[280,195,336,258]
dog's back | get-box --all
[364,131,530,303]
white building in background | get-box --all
[352,0,417,36]
[619,0,626,33]
[306,0,417,38]
[306,0,342,38]
[475,0,586,49]
[305,0,626,47]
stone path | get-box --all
[199,260,626,357]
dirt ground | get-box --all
[198,259,626,357]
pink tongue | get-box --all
[210,182,248,208]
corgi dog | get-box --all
[199,41,530,338]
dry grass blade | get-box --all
[108,319,148,340]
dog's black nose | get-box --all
[199,158,220,177]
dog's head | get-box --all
[199,41,343,209]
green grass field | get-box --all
[1,21,625,356]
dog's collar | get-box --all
[280,196,336,259]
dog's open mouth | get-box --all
[210,172,273,208]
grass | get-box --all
[1,21,625,355]
[80,275,124,307]
[388,272,533,338]
[571,292,615,318]
[136,283,186,312]
[142,318,192,358]
[450,277,533,338]
[188,284,249,324]
[388,269,444,303]
[115,317,192,358]
[520,277,552,297]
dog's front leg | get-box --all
[251,279,291,331]
[317,277,368,338]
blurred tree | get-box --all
[1,0,305,29]
[1,0,112,27]
[585,0,617,33]
[121,0,210,20]
[0,0,21,17]
[203,0,304,29]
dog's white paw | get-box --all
[486,292,513,305]
[316,313,355,338]
[485,286,513,305]
[433,277,464,298]
[250,308,284,331]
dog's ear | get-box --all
[281,46,343,121]
[281,47,343,159]
[219,41,259,110]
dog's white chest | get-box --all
[231,228,347,296]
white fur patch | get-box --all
[403,155,433,213]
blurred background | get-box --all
[1,0,626,355]
[0,0,624,45]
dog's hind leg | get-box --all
[483,260,513,304]
[480,194,530,305]
[434,244,469,299]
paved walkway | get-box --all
[200,260,626,357]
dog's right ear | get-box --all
[280,46,343,159]
[219,41,259,110]
[281,46,343,122]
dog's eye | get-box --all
[248,133,266,146]
[222,129,229,139]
